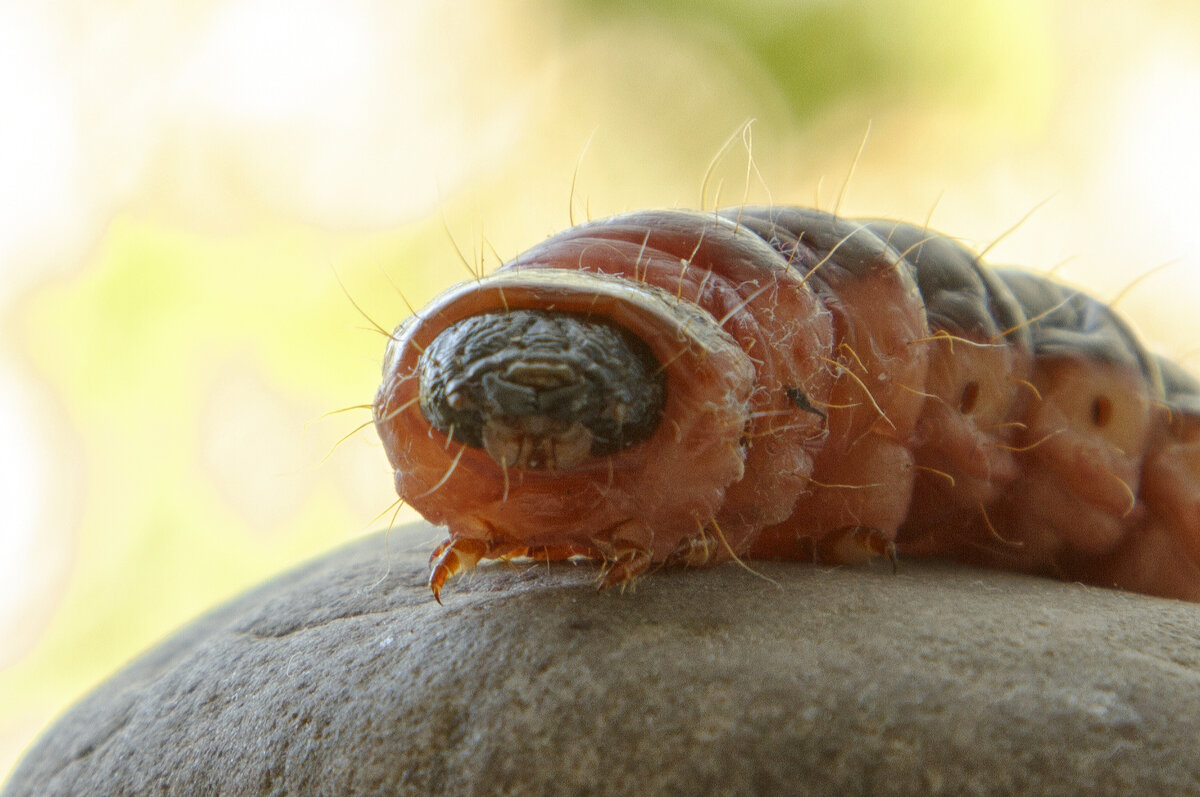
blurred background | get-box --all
[3,0,1200,779]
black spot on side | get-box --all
[785,386,826,420]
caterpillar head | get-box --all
[373,268,755,551]
[416,309,665,471]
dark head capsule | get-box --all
[417,309,666,470]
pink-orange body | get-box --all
[373,207,1200,602]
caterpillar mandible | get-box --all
[373,206,1200,603]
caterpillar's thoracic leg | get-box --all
[815,525,897,568]
[666,529,722,567]
[428,537,493,604]
[599,546,653,591]
[593,520,655,591]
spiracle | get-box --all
[373,206,1200,602]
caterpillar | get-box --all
[372,206,1200,603]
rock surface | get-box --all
[7,521,1200,796]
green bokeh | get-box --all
[561,0,1051,119]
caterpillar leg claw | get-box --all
[598,545,653,592]
[666,529,722,567]
[594,520,656,591]
[817,526,898,572]
[428,537,491,604]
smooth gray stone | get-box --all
[7,521,1200,796]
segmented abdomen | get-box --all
[374,206,1200,601]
